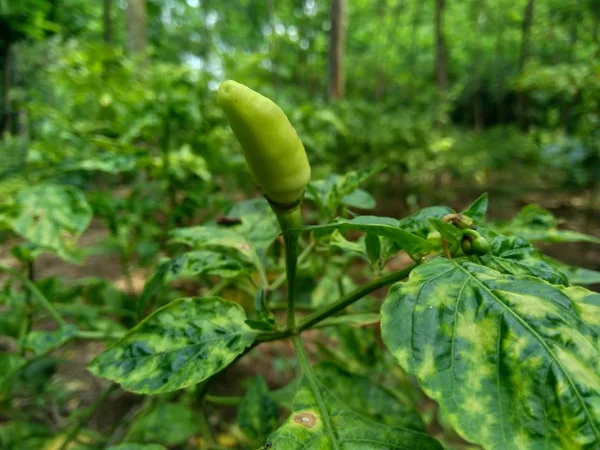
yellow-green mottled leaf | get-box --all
[315,363,426,431]
[266,379,442,449]
[9,184,92,262]
[137,250,245,316]
[169,226,255,260]
[381,257,600,450]
[545,257,600,286]
[89,297,258,394]
[480,231,568,285]
[24,325,77,355]
[169,225,267,273]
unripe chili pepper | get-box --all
[461,229,490,256]
[217,80,311,207]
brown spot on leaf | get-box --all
[294,412,316,428]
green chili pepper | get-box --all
[461,229,490,256]
[217,80,311,207]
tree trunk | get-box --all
[328,0,346,100]
[127,0,147,57]
[517,0,535,131]
[434,0,448,94]
[494,8,506,124]
[103,0,112,44]
[1,44,11,135]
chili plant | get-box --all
[2,81,600,450]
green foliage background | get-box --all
[1,1,600,450]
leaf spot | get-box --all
[294,412,316,428]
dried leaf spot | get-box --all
[294,412,317,428]
[238,242,252,252]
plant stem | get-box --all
[198,406,217,447]
[269,241,314,291]
[442,238,451,259]
[283,231,299,330]
[297,264,416,331]
[0,264,67,327]
[255,264,417,343]
[292,335,340,449]
[58,383,118,450]
[274,206,302,331]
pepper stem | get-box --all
[272,203,302,331]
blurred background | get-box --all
[1,0,600,448]
[2,0,599,277]
[2,0,600,206]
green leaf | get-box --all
[545,257,600,286]
[107,444,165,450]
[496,204,600,244]
[342,188,376,210]
[89,297,258,394]
[163,144,211,182]
[381,257,600,449]
[365,233,381,264]
[125,403,199,446]
[481,232,568,285]
[0,353,24,400]
[66,153,136,174]
[9,184,92,261]
[23,325,77,355]
[428,218,463,248]
[138,250,245,316]
[170,226,255,261]
[315,313,380,329]
[266,379,442,449]
[0,421,49,450]
[226,214,280,254]
[306,167,382,215]
[461,193,488,223]
[397,206,454,238]
[307,216,433,262]
[311,270,357,308]
[315,363,426,431]
[169,224,271,277]
[329,231,365,255]
[238,376,279,442]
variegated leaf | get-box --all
[89,297,258,394]
[265,379,442,449]
[137,250,245,316]
[381,257,600,450]
[480,232,568,285]
[9,184,92,261]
